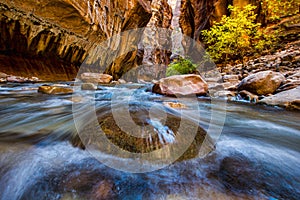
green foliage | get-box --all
[166,58,197,77]
[201,5,277,64]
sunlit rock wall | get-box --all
[0,0,152,80]
[179,0,262,46]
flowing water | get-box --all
[0,82,299,200]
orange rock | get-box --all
[38,85,73,95]
[80,73,113,84]
[237,71,285,95]
[152,74,208,96]
[163,102,187,109]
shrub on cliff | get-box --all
[166,58,197,77]
[261,0,299,22]
[201,5,277,64]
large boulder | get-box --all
[152,74,208,96]
[72,103,214,162]
[259,86,300,110]
[237,71,285,95]
[80,73,113,84]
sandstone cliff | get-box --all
[0,0,152,80]
[179,0,262,44]
[135,0,173,81]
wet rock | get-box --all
[6,76,29,83]
[218,153,300,199]
[237,71,285,95]
[238,90,259,103]
[288,99,300,110]
[80,73,113,84]
[211,90,237,99]
[259,86,300,110]
[74,104,214,162]
[38,85,73,95]
[91,180,116,200]
[29,77,41,82]
[163,102,187,109]
[81,83,97,90]
[118,79,127,84]
[218,154,261,192]
[152,74,208,96]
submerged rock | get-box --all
[259,86,300,110]
[152,74,208,96]
[73,104,214,162]
[218,153,300,199]
[38,85,73,95]
[237,71,285,95]
[163,102,187,109]
[80,73,113,84]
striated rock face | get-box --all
[0,0,152,80]
[135,0,173,81]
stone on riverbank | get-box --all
[259,86,300,110]
[38,85,73,95]
[237,71,285,95]
[80,73,113,84]
[152,74,208,96]
[81,83,97,90]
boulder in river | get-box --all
[152,74,208,96]
[163,102,187,109]
[259,86,300,110]
[80,73,113,84]
[38,85,73,95]
[81,83,97,90]
[237,71,285,95]
[72,103,214,162]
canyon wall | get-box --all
[135,0,173,81]
[179,0,262,44]
[0,0,152,80]
[0,0,268,80]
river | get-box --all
[0,82,299,200]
